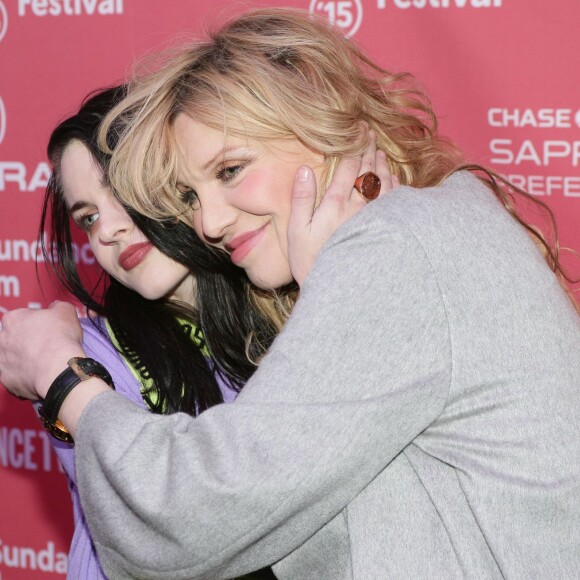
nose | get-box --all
[98,198,133,244]
[195,190,237,243]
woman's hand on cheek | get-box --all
[0,302,85,400]
[288,130,399,287]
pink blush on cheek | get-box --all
[234,169,293,215]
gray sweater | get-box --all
[76,172,580,579]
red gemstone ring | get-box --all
[353,171,381,201]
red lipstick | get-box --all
[118,242,153,271]
[225,225,268,265]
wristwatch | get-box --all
[38,357,114,444]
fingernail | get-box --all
[296,166,309,182]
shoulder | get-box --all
[80,316,127,374]
[79,317,146,406]
[325,170,530,263]
[312,169,562,320]
[80,317,117,358]
[350,171,505,232]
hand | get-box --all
[0,302,85,400]
[288,129,399,286]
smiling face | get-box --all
[173,114,324,290]
[59,140,196,304]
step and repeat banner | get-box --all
[1,0,578,577]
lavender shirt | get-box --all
[44,318,237,580]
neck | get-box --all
[169,276,197,307]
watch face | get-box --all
[40,416,74,444]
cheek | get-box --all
[87,236,108,272]
[94,255,116,279]
[191,212,204,239]
[235,170,293,215]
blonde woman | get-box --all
[2,8,579,579]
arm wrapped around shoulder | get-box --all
[76,196,451,579]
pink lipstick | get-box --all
[119,242,153,271]
[226,225,268,265]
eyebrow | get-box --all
[200,146,243,172]
[177,145,250,187]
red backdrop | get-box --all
[1,0,579,577]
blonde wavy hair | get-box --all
[101,7,577,331]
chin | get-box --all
[139,292,163,301]
[134,286,165,301]
[248,268,294,291]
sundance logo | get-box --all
[0,96,5,145]
[310,0,363,38]
[0,274,19,298]
[0,1,7,43]
[0,540,67,575]
[18,0,123,17]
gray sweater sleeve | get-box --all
[75,197,452,579]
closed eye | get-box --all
[178,187,200,208]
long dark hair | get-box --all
[40,86,276,416]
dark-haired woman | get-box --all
[37,86,278,579]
